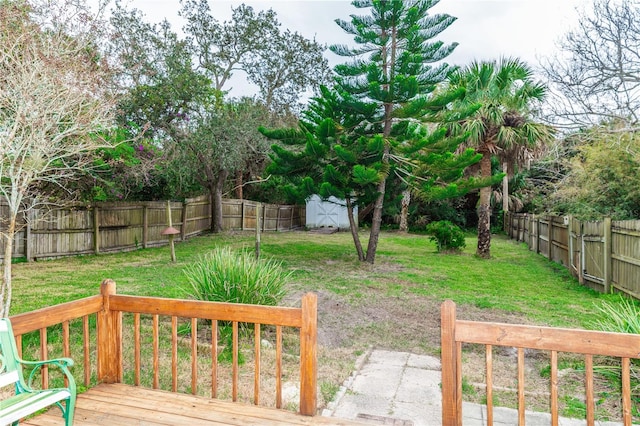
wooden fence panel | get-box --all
[242,201,259,231]
[612,220,640,299]
[506,214,640,301]
[184,196,210,236]
[222,199,244,230]
[569,217,582,278]
[538,218,550,258]
[582,220,605,292]
[0,197,304,261]
[550,216,569,266]
[263,204,279,231]
[0,201,26,259]
[144,201,183,247]
[31,208,94,259]
[98,204,145,252]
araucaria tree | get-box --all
[263,0,484,263]
[0,1,115,316]
[446,58,554,258]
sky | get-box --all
[118,0,585,97]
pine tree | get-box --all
[262,0,490,263]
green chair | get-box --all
[0,318,76,425]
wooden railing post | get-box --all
[441,300,460,426]
[97,279,122,383]
[299,292,317,416]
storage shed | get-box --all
[305,195,356,230]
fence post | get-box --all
[603,217,612,293]
[255,203,261,260]
[262,203,266,232]
[142,204,149,249]
[579,222,585,285]
[547,216,553,260]
[93,206,100,255]
[535,215,540,254]
[299,292,318,416]
[97,279,122,383]
[24,210,33,262]
[568,216,575,275]
[290,206,294,230]
[241,200,246,231]
[441,300,459,426]
[181,200,188,241]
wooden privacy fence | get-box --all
[505,212,640,300]
[0,197,305,261]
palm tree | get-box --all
[446,58,554,258]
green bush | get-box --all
[426,220,466,252]
[183,247,289,306]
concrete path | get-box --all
[322,349,626,426]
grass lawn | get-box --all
[12,230,610,320]
[9,229,631,417]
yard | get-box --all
[10,230,635,420]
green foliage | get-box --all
[445,57,554,257]
[263,1,487,262]
[217,327,245,365]
[183,247,289,306]
[426,220,466,252]
[542,132,640,220]
[591,295,640,334]
[180,1,330,112]
[590,295,640,407]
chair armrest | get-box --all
[19,358,76,391]
[20,357,74,368]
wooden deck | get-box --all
[23,384,369,426]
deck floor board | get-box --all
[22,384,369,426]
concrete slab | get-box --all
[324,349,628,426]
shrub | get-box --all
[183,247,289,306]
[426,220,466,252]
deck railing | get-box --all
[441,300,640,426]
[9,280,318,416]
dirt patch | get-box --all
[290,284,531,354]
[289,284,632,421]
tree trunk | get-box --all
[1,214,16,317]
[346,198,365,261]
[210,170,229,233]
[235,169,243,200]
[476,153,492,259]
[365,143,390,264]
[366,100,394,264]
[399,189,410,233]
[357,202,374,223]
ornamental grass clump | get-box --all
[183,247,289,306]
[591,296,640,334]
[591,296,640,403]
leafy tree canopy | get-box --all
[263,0,486,263]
